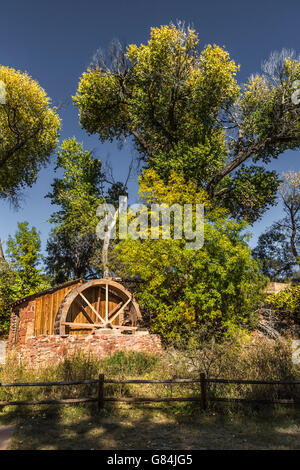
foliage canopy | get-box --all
[45,138,105,283]
[74,24,300,222]
[0,222,48,336]
[0,66,60,203]
[113,169,267,341]
[253,171,300,281]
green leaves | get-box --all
[6,222,49,296]
[268,286,300,318]
[45,138,105,282]
[113,170,267,342]
[74,25,300,222]
[0,223,49,336]
[73,23,239,184]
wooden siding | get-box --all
[34,281,83,336]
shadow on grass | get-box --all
[2,402,300,450]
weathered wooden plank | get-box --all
[0,397,97,406]
[2,377,300,387]
[74,298,94,324]
[61,322,97,329]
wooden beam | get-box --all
[96,286,101,316]
[61,322,101,329]
[113,326,138,331]
[60,322,138,332]
[74,297,94,324]
[78,291,105,324]
[108,297,132,324]
[105,284,109,322]
[108,302,123,321]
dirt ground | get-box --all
[1,403,300,450]
[0,425,15,450]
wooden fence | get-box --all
[0,374,300,409]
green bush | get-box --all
[102,351,158,376]
[267,286,300,318]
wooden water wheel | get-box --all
[54,279,142,335]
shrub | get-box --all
[1,340,299,406]
[267,286,300,319]
[113,170,268,343]
[102,351,158,377]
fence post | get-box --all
[200,372,207,410]
[98,374,104,411]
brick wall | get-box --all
[11,331,163,367]
[8,300,36,347]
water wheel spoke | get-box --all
[78,291,106,324]
[96,286,101,316]
[109,297,132,324]
[108,301,123,321]
[75,297,95,324]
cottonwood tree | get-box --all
[253,171,300,281]
[113,170,267,341]
[0,66,60,203]
[74,24,300,223]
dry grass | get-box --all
[1,337,300,404]
[1,340,300,450]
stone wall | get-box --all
[11,331,163,367]
[8,300,35,348]
[8,290,163,367]
[0,340,6,365]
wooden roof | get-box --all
[9,279,83,308]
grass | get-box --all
[1,340,300,450]
[1,403,300,450]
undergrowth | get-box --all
[0,337,299,407]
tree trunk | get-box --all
[0,241,5,261]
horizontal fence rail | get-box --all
[207,378,300,385]
[0,374,300,409]
[2,377,300,388]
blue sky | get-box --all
[0,0,299,254]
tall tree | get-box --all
[6,222,49,295]
[0,66,60,203]
[74,24,300,222]
[0,223,49,336]
[0,241,5,260]
[113,169,267,341]
[253,171,300,281]
[45,138,105,283]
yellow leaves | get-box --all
[281,170,300,188]
[125,24,239,106]
[0,65,60,138]
[139,168,211,207]
[200,44,239,76]
[0,65,60,197]
[284,57,300,77]
[126,23,199,73]
[245,74,268,94]
[190,44,240,103]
